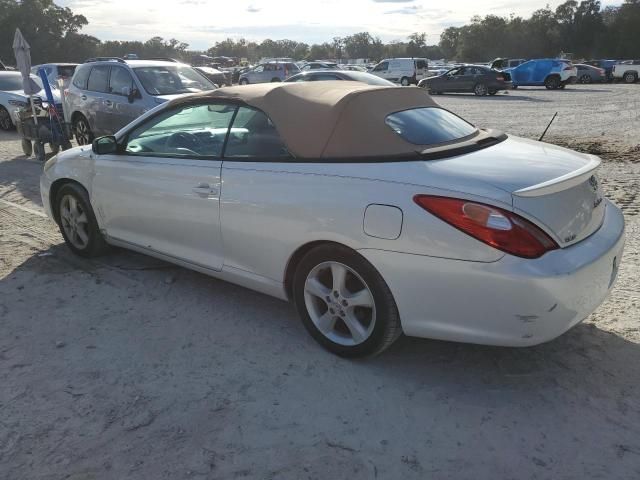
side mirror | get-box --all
[92,135,118,155]
[127,88,140,103]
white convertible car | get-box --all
[40,82,625,357]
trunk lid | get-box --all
[424,136,605,247]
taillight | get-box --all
[413,195,559,259]
[496,74,504,80]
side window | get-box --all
[109,67,134,96]
[87,65,110,92]
[225,107,290,159]
[72,65,91,89]
[374,62,389,72]
[254,65,264,73]
[125,103,237,158]
[312,73,340,81]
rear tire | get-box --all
[400,76,410,86]
[293,244,402,357]
[55,183,109,258]
[73,114,93,146]
[474,83,488,96]
[239,78,249,85]
[545,76,560,90]
[580,74,591,84]
[624,72,637,84]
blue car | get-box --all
[505,59,578,90]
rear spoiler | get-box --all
[513,156,600,197]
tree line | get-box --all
[1,0,638,66]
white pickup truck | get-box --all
[612,60,640,83]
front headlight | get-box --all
[8,99,28,107]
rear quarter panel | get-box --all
[220,161,505,285]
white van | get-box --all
[369,58,428,85]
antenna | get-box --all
[539,112,558,141]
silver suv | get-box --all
[238,62,300,85]
[65,57,216,145]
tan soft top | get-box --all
[172,82,440,159]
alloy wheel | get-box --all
[59,194,90,249]
[624,73,636,84]
[75,118,91,145]
[580,74,591,84]
[474,83,488,96]
[303,261,376,346]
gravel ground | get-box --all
[0,84,639,479]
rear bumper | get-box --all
[359,200,625,347]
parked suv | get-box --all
[65,57,216,145]
[369,58,428,86]
[238,62,300,84]
[506,59,577,89]
[612,60,640,83]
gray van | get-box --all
[65,58,216,145]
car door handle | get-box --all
[81,95,87,100]
[192,183,218,197]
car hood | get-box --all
[5,88,61,103]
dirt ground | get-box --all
[1,84,639,479]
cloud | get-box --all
[247,5,261,12]
[385,5,419,14]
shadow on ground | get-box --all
[1,244,639,479]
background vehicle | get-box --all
[31,63,78,90]
[301,61,341,71]
[193,66,231,86]
[584,59,619,82]
[369,58,428,86]
[419,65,511,96]
[238,61,300,84]
[506,59,577,89]
[612,60,640,83]
[41,82,624,357]
[575,64,606,83]
[65,57,216,145]
[285,70,395,86]
[0,60,6,71]
[341,65,367,72]
[490,58,527,70]
[0,71,61,130]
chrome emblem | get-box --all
[588,175,599,191]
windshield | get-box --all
[385,107,477,145]
[0,73,43,92]
[133,66,215,95]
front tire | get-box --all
[400,76,410,86]
[580,74,591,84]
[55,183,108,257]
[624,72,637,84]
[239,78,249,85]
[0,106,13,131]
[73,115,93,146]
[293,244,402,357]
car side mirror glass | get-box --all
[121,86,131,97]
[92,135,118,155]
[128,88,140,103]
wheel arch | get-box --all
[49,178,90,224]
[284,240,358,301]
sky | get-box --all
[57,0,621,50]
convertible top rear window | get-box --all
[385,107,477,145]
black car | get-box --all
[418,65,512,96]
[284,70,395,86]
